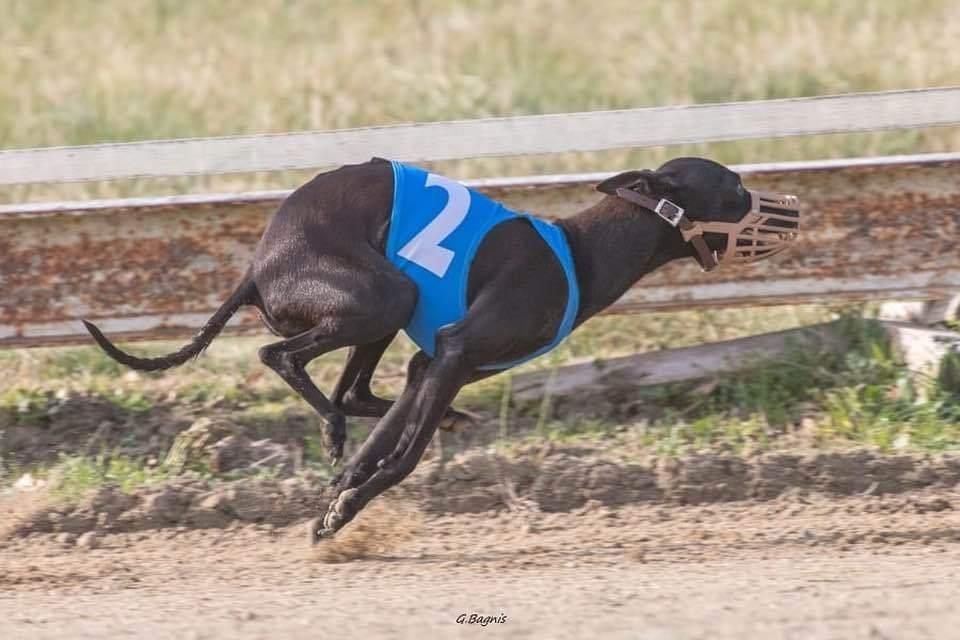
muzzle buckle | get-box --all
[654,199,685,227]
[612,182,799,271]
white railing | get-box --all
[2,87,959,185]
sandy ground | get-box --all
[3,489,960,639]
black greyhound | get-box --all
[83,156,799,540]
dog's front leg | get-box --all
[328,351,432,493]
[317,330,471,538]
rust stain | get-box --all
[2,160,960,347]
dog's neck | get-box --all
[558,198,693,324]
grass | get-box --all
[42,453,174,503]
[0,304,835,420]
[9,306,959,463]
[527,315,960,456]
[4,311,960,501]
[2,0,960,202]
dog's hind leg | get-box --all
[256,264,417,463]
[332,334,397,418]
[258,329,363,464]
[332,334,481,432]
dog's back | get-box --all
[254,158,395,261]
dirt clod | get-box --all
[9,446,960,539]
[76,532,99,549]
[55,532,76,546]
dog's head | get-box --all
[596,157,800,271]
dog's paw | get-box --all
[322,488,358,533]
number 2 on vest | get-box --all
[398,173,471,277]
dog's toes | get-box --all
[322,488,358,532]
[327,444,344,465]
[335,488,358,511]
[322,510,343,533]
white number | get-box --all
[398,173,471,277]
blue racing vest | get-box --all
[385,161,580,371]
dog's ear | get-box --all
[595,170,647,195]
[596,170,678,195]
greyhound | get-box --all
[83,156,799,540]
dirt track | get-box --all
[3,488,960,639]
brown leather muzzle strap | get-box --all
[614,187,719,272]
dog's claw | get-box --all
[306,517,325,545]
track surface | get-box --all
[3,491,960,639]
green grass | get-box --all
[43,453,174,503]
[527,315,960,455]
[0,386,55,425]
[5,312,960,500]
[0,305,834,413]
[4,307,960,466]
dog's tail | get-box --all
[82,278,256,372]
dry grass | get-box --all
[2,0,960,202]
[0,305,837,406]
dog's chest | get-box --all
[384,161,580,370]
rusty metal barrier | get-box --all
[2,152,960,349]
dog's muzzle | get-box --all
[614,188,800,272]
[683,191,800,268]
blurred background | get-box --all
[3,0,960,203]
